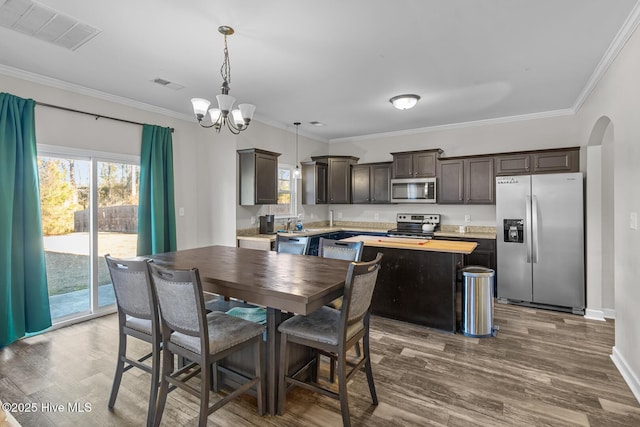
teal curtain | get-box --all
[137,124,177,255]
[0,93,52,347]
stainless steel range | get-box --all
[387,213,441,239]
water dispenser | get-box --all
[503,219,524,243]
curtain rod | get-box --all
[35,101,175,133]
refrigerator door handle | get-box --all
[532,195,539,263]
[525,196,532,263]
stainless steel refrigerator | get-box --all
[496,172,585,313]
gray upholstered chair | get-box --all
[105,255,160,427]
[148,263,265,427]
[277,252,383,427]
[276,235,310,254]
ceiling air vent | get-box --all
[152,78,185,91]
[0,0,101,51]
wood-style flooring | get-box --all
[1,303,639,426]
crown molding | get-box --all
[572,1,640,112]
[329,109,575,144]
[0,64,195,122]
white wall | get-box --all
[0,72,234,249]
[574,23,640,400]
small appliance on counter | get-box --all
[259,214,275,234]
[387,213,440,239]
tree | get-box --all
[38,158,80,235]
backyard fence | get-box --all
[74,205,138,233]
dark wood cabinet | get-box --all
[438,157,494,204]
[391,149,442,178]
[495,148,579,176]
[310,156,359,204]
[351,162,392,204]
[237,148,280,205]
[301,161,328,204]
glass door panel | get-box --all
[96,161,140,308]
[39,156,91,321]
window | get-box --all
[270,164,295,217]
[38,145,139,323]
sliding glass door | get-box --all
[38,150,139,323]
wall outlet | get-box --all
[630,212,638,230]
[374,213,379,220]
[464,214,471,223]
[178,207,185,217]
[250,216,256,225]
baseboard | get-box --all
[584,308,606,321]
[603,308,616,319]
[611,346,640,404]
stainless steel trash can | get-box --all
[461,266,496,337]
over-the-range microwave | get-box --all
[390,177,437,203]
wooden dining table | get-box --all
[145,245,353,415]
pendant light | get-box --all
[293,122,301,179]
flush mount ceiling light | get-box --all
[389,94,421,110]
[191,26,256,134]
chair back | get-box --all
[340,253,383,330]
[105,255,156,321]
[276,235,310,255]
[148,263,207,338]
[318,238,364,262]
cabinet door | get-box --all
[392,153,413,178]
[438,159,464,204]
[371,163,392,203]
[465,157,495,204]
[495,154,531,176]
[351,165,371,204]
[328,158,351,203]
[532,149,579,173]
[255,153,278,204]
[413,152,437,177]
[316,163,328,203]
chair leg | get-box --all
[199,357,211,427]
[277,332,290,415]
[254,338,264,415]
[153,347,173,427]
[146,340,160,427]
[108,330,127,409]
[363,330,378,405]
[354,340,362,358]
[337,351,351,427]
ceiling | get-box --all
[0,0,638,142]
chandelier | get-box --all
[191,26,256,134]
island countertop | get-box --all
[340,235,477,254]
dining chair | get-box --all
[148,263,265,427]
[104,255,160,427]
[277,252,384,427]
[318,238,365,380]
[276,235,310,254]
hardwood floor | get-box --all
[1,304,639,426]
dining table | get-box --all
[145,244,353,415]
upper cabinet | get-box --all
[238,148,281,205]
[495,148,579,176]
[391,149,443,178]
[308,156,359,204]
[301,161,328,205]
[438,157,495,204]
[351,162,392,204]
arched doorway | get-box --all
[585,116,615,320]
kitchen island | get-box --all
[340,235,477,333]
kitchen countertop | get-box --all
[340,235,477,254]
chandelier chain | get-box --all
[221,35,231,85]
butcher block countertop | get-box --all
[340,235,477,254]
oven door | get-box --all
[390,178,437,203]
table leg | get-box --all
[266,307,282,415]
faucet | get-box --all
[286,218,292,231]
